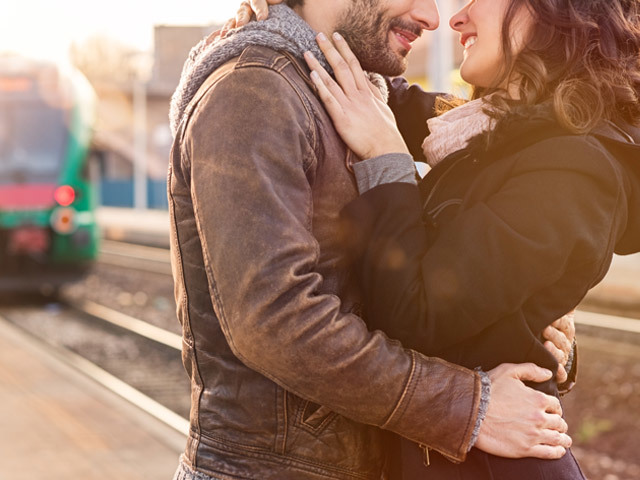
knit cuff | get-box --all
[564,340,576,377]
[352,153,417,194]
[468,369,491,450]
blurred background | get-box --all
[0,1,638,479]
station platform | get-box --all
[97,207,170,248]
[0,317,185,480]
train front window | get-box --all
[0,101,69,184]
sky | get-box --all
[0,0,248,61]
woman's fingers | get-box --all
[249,0,269,21]
[304,52,347,122]
[304,52,348,106]
[366,77,386,102]
[315,33,360,95]
[235,2,253,28]
[331,32,370,92]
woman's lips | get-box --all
[461,33,478,49]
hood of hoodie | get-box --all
[593,121,640,255]
[169,4,388,137]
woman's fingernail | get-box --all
[333,32,343,41]
[310,71,320,81]
[317,32,327,42]
[304,51,315,61]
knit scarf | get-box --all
[169,4,388,137]
[421,97,496,167]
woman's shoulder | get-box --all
[514,122,634,178]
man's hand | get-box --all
[475,363,572,459]
[542,311,576,384]
[221,0,284,35]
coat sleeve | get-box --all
[182,64,482,461]
[341,136,627,354]
[387,77,441,163]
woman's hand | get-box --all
[304,32,410,160]
[221,0,284,34]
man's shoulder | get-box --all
[234,44,295,71]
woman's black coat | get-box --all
[344,80,640,396]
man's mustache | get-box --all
[388,18,424,39]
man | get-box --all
[168,1,574,479]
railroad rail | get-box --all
[98,240,172,276]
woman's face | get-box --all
[449,0,533,89]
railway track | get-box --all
[98,240,172,276]
[2,280,639,479]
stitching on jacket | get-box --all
[236,50,318,170]
[196,432,375,480]
[457,368,482,459]
[167,163,204,460]
[381,350,417,429]
[297,400,339,436]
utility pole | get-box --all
[429,0,455,93]
[133,74,148,210]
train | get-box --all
[0,55,99,293]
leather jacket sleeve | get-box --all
[179,64,481,461]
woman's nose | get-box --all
[449,3,470,31]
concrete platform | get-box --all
[0,316,185,480]
[97,207,170,248]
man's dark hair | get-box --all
[286,0,304,7]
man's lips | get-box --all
[392,28,419,51]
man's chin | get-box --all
[366,58,408,77]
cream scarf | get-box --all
[421,97,496,168]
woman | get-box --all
[299,0,640,478]
[232,0,640,478]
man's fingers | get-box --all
[551,311,576,343]
[528,444,568,460]
[543,326,572,358]
[544,339,567,365]
[543,412,568,433]
[556,364,568,384]
[510,363,554,383]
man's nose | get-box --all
[413,0,440,31]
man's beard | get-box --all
[335,0,422,76]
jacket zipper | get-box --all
[428,198,463,219]
[419,444,431,467]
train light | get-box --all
[50,207,77,235]
[54,185,75,206]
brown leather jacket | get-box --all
[168,45,482,480]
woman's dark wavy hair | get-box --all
[286,0,304,7]
[445,0,640,134]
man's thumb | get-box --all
[513,363,553,383]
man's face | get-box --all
[335,0,439,76]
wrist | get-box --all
[366,143,410,160]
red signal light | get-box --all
[54,185,75,206]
